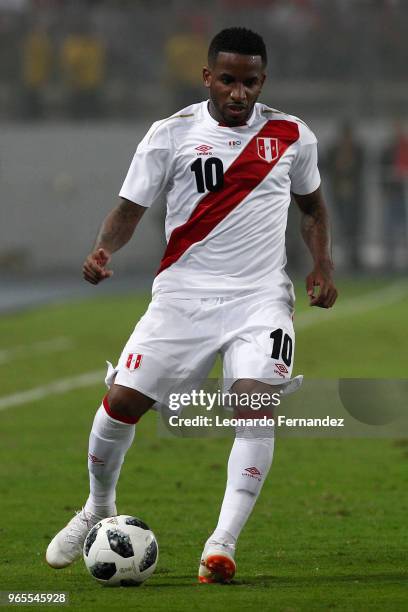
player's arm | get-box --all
[292,186,338,308]
[83,198,146,285]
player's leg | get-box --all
[47,295,218,570]
[199,293,297,583]
[214,381,276,533]
[199,380,276,584]
[84,384,153,518]
[46,385,154,569]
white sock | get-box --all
[84,403,135,517]
[211,425,275,547]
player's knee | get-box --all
[106,384,154,420]
[231,378,280,418]
[232,378,280,395]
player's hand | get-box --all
[83,248,114,285]
[306,262,338,308]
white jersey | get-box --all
[119,100,320,300]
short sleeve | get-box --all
[119,121,172,207]
[289,123,321,195]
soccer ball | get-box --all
[83,515,158,587]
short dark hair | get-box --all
[208,27,267,68]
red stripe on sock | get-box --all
[103,395,140,424]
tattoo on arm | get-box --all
[95,199,146,253]
[293,188,333,266]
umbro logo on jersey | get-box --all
[126,353,143,370]
[195,144,213,155]
[257,137,279,163]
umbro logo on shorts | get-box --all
[126,353,143,370]
[275,363,288,375]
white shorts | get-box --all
[107,291,297,405]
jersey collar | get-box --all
[202,100,257,129]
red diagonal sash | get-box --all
[156,119,299,275]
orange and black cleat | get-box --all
[198,545,236,583]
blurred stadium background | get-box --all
[1,4,407,607]
[0,0,407,304]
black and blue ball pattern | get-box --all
[90,561,117,580]
[83,515,158,586]
[107,528,134,558]
[83,522,102,557]
[139,539,158,572]
[125,516,150,530]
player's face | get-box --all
[203,52,266,127]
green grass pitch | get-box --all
[0,278,407,611]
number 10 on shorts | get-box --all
[270,328,293,367]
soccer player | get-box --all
[46,27,337,583]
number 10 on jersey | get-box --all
[191,158,224,193]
